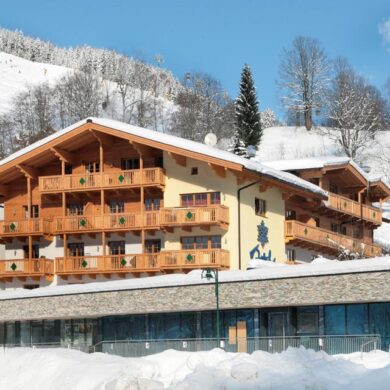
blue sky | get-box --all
[1,0,390,115]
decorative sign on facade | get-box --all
[257,220,269,248]
[249,220,276,262]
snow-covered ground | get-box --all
[0,52,70,114]
[1,347,390,389]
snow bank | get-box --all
[1,347,390,390]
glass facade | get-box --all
[1,302,390,350]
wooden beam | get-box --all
[129,140,155,158]
[16,164,38,180]
[0,184,8,196]
[51,147,76,164]
[259,183,270,193]
[168,152,186,167]
[90,129,114,146]
[208,163,226,178]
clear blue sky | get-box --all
[1,0,390,115]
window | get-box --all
[181,235,221,250]
[69,204,84,216]
[286,249,295,261]
[324,305,346,335]
[181,194,194,207]
[121,158,140,170]
[191,167,198,175]
[67,243,84,257]
[145,239,161,253]
[109,200,125,214]
[195,193,207,206]
[210,235,222,248]
[210,192,221,205]
[330,183,338,194]
[23,245,39,259]
[24,205,39,219]
[109,241,125,255]
[255,198,266,216]
[85,162,100,173]
[339,225,347,235]
[314,217,320,227]
[352,225,363,239]
[331,223,338,233]
[65,164,72,175]
[155,156,164,168]
[346,304,368,334]
[296,307,319,335]
[145,198,161,211]
[180,192,221,207]
[286,210,296,220]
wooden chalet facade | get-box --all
[0,119,388,288]
[265,158,390,262]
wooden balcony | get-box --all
[0,258,54,281]
[54,212,160,234]
[39,168,165,193]
[0,219,52,238]
[55,249,229,277]
[327,193,382,225]
[160,206,229,229]
[285,220,382,258]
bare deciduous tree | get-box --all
[169,73,235,142]
[323,58,387,158]
[279,36,330,130]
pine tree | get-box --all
[235,64,262,148]
[228,128,247,157]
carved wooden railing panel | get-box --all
[285,220,382,257]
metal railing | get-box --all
[1,342,91,353]
[92,334,381,357]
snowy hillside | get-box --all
[0,52,70,114]
[256,126,390,179]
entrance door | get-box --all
[268,312,288,352]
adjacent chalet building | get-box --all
[263,158,390,262]
[0,118,387,290]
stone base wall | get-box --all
[0,271,389,322]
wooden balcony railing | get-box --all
[56,249,229,276]
[54,212,159,233]
[327,193,382,225]
[0,219,52,237]
[53,206,229,234]
[160,206,229,228]
[0,258,54,280]
[39,168,165,193]
[285,220,382,257]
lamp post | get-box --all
[201,268,220,346]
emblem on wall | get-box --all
[257,220,269,248]
[249,220,276,262]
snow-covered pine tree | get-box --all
[228,127,247,157]
[235,64,262,148]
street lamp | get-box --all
[201,268,220,346]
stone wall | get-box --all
[0,271,389,322]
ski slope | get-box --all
[0,52,70,114]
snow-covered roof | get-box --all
[1,256,390,301]
[262,156,389,188]
[0,117,327,198]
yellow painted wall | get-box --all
[163,152,287,269]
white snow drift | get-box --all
[1,347,390,389]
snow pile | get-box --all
[1,347,390,389]
[0,52,70,114]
